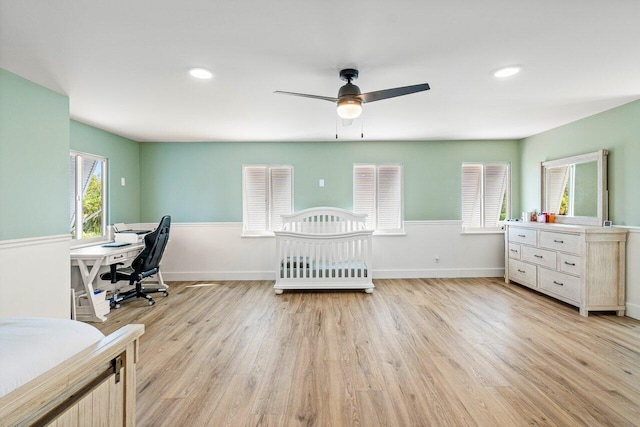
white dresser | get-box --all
[504,221,627,316]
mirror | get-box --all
[541,150,608,226]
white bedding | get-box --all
[0,317,105,398]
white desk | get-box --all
[70,243,143,322]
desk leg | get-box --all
[77,258,108,322]
[157,271,169,291]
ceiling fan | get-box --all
[275,68,430,124]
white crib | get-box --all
[274,207,374,294]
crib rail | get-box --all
[276,231,371,280]
[281,207,369,234]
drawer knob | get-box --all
[564,261,576,266]
[517,234,526,237]
[553,239,564,243]
[553,280,564,286]
[114,255,123,259]
[517,269,526,273]
[534,255,543,258]
[510,249,518,253]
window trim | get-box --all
[461,162,510,232]
[70,150,108,244]
[242,164,294,237]
[353,163,404,234]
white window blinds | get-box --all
[243,165,293,234]
[270,166,293,231]
[484,164,509,227]
[353,165,376,230]
[353,164,403,232]
[461,164,483,228]
[462,163,510,229]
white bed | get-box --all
[0,317,144,426]
[274,207,374,293]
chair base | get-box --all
[110,285,168,308]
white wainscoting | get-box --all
[140,220,506,282]
[125,221,640,320]
[0,234,71,318]
[621,227,640,320]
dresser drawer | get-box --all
[508,227,537,246]
[509,259,537,288]
[539,231,581,255]
[539,268,581,303]
[558,253,581,276]
[521,246,557,269]
[508,243,521,260]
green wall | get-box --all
[0,69,70,240]
[139,139,520,222]
[70,120,141,224]
[520,99,640,226]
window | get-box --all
[242,165,293,235]
[70,151,107,240]
[461,162,510,230]
[353,164,403,233]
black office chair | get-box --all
[101,215,171,308]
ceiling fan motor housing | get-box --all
[338,82,361,98]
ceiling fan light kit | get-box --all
[337,98,362,119]
[275,68,430,122]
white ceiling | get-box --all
[1,0,639,142]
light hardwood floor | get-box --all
[96,278,640,426]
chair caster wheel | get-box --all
[148,299,155,306]
[163,291,169,297]
[114,303,121,309]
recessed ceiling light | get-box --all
[189,68,213,79]
[494,66,521,78]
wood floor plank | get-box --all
[95,278,640,426]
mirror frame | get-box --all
[540,149,608,226]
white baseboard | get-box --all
[163,268,505,282]
[373,268,505,279]
[162,271,276,281]
[625,302,640,320]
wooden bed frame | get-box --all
[274,207,374,293]
[0,324,144,426]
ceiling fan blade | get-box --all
[359,83,430,103]
[342,119,354,127]
[274,91,338,102]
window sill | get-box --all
[372,230,407,237]
[460,228,505,235]
[70,236,110,248]
[241,232,275,238]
